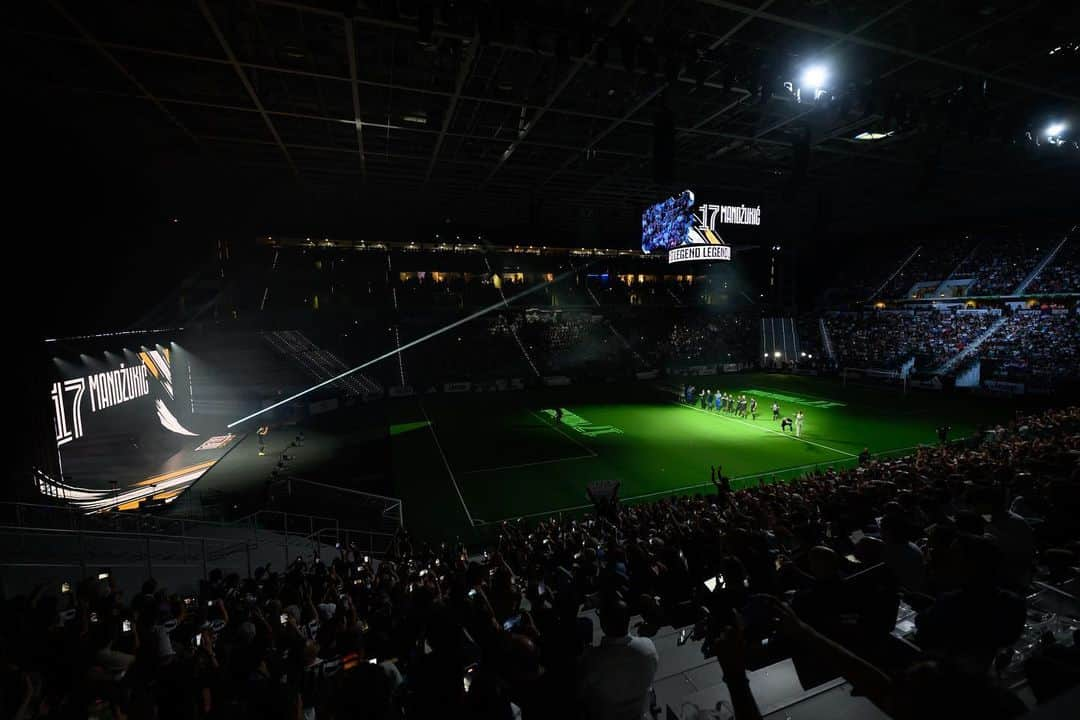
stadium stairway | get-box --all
[1012,232,1071,295]
[868,245,921,301]
[931,241,983,297]
[577,608,888,719]
[955,358,982,388]
[818,318,835,362]
[934,316,1008,375]
[261,330,383,398]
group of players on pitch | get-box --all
[682,385,806,437]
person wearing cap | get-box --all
[576,597,658,720]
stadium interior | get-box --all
[5,1,1080,718]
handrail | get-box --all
[309,525,396,542]
[307,526,396,557]
[232,508,342,528]
[0,524,239,544]
[0,491,405,574]
[0,501,349,541]
[283,478,404,505]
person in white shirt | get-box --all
[577,598,659,720]
[795,411,804,437]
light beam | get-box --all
[227,268,579,428]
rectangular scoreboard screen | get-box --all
[642,190,760,264]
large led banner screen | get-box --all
[44,342,238,512]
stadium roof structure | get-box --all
[13,0,1080,237]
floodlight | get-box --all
[801,65,828,90]
[1045,122,1066,138]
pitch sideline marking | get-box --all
[672,401,859,458]
[418,401,475,527]
[529,410,600,457]
[480,440,957,525]
[480,458,841,524]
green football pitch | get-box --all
[388,374,1016,539]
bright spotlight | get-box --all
[773,351,782,358]
[801,65,828,90]
[1045,122,1066,138]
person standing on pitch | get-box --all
[750,397,758,420]
[772,402,781,421]
[795,411,804,437]
[714,391,722,412]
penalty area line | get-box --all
[671,401,858,459]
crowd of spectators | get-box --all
[872,231,1072,300]
[826,308,1080,379]
[981,311,1080,378]
[911,312,998,370]
[650,315,755,368]
[880,237,979,299]
[827,311,999,372]
[514,311,625,375]
[1028,238,1080,294]
[826,313,930,369]
[6,408,1080,719]
[955,237,1044,296]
